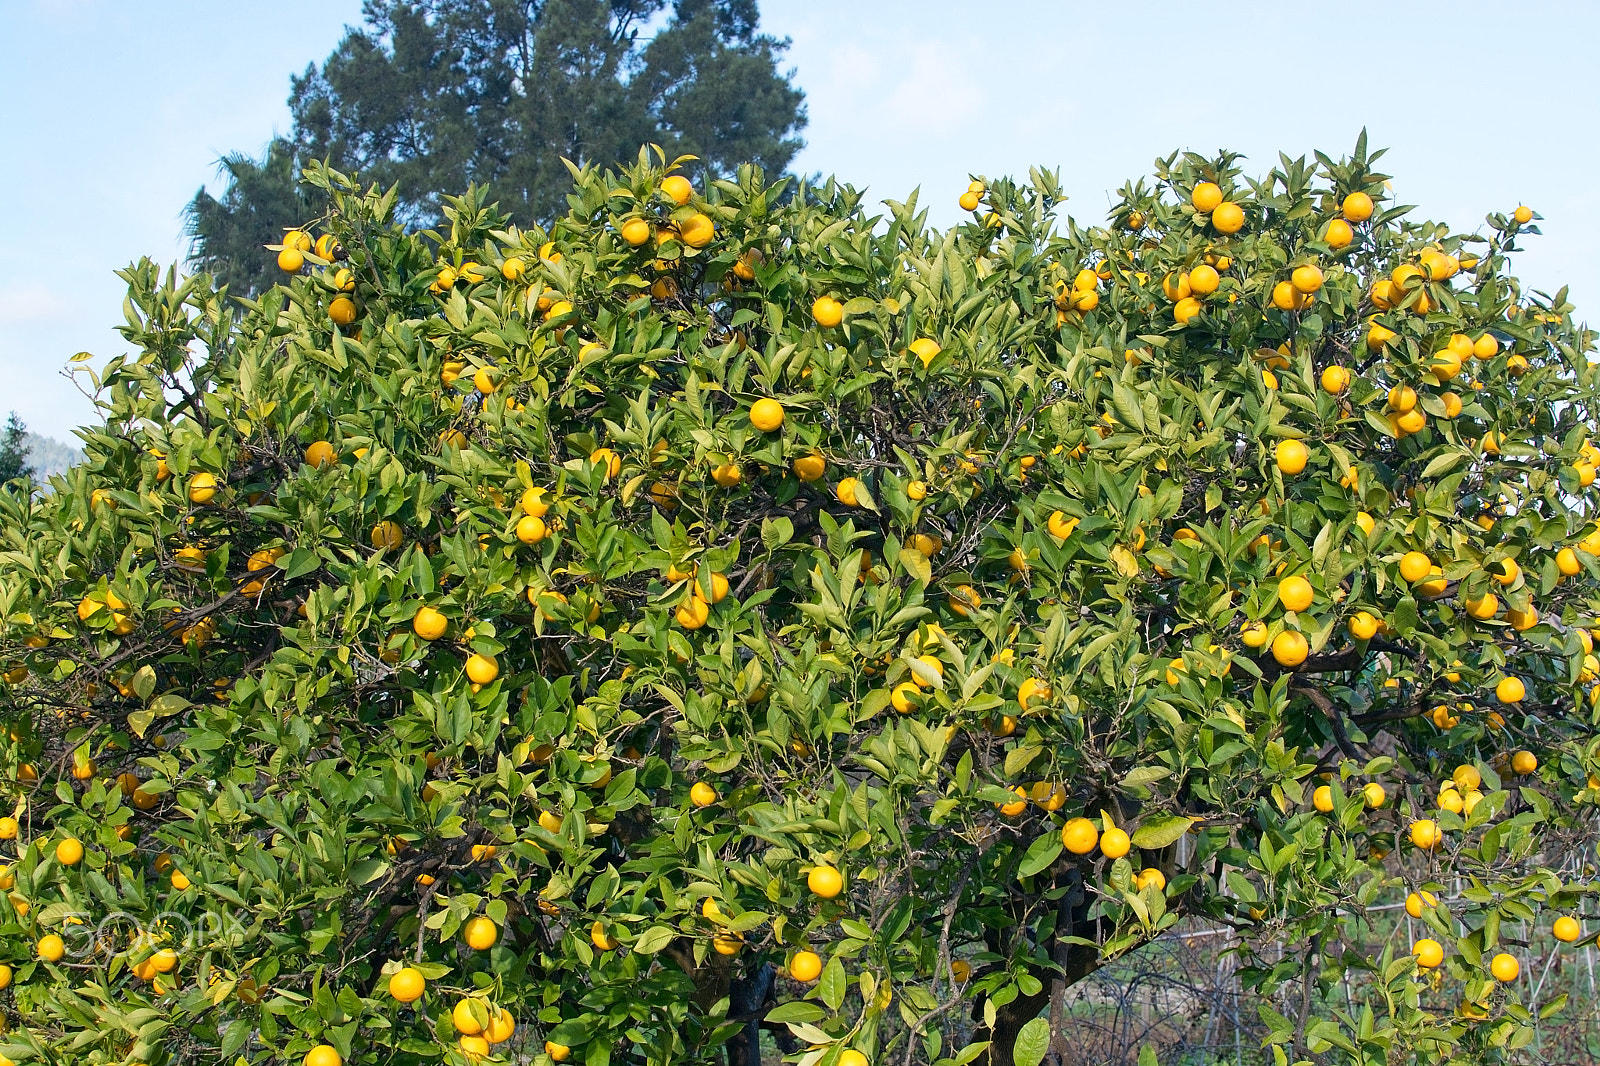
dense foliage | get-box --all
[4,137,1600,1066]
[186,0,807,297]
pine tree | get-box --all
[187,0,805,293]
[0,412,34,486]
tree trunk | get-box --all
[983,868,1108,1065]
[725,962,775,1066]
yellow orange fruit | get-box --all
[1342,192,1374,222]
[807,865,843,899]
[1272,630,1309,667]
[1191,182,1223,213]
[1212,201,1245,233]
[389,967,425,1003]
[1278,576,1313,613]
[1274,439,1308,475]
[812,296,843,328]
[749,398,785,432]
[789,950,823,982]
[661,175,693,205]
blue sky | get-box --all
[4,0,1596,440]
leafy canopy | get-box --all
[4,138,1600,1066]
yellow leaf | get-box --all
[1110,545,1140,577]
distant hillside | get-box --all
[25,433,82,479]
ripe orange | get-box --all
[1099,827,1131,859]
[188,472,219,504]
[792,454,826,482]
[1134,868,1166,892]
[55,837,84,866]
[749,398,785,432]
[1017,677,1051,711]
[1324,218,1353,248]
[789,950,823,982]
[948,584,981,616]
[1410,819,1442,850]
[1348,612,1379,640]
[1473,334,1500,359]
[1271,630,1308,667]
[1047,511,1080,539]
[278,247,305,273]
[1320,366,1349,395]
[1405,890,1438,918]
[1174,297,1202,325]
[958,191,980,211]
[484,1007,515,1043]
[1342,191,1375,222]
[1495,677,1525,704]
[1554,916,1581,943]
[1191,182,1224,212]
[304,1047,342,1066]
[812,296,843,328]
[1512,205,1532,224]
[1412,938,1443,969]
[1274,439,1308,475]
[1312,785,1334,813]
[1363,782,1386,808]
[679,213,715,248]
[516,515,548,545]
[546,1042,572,1062]
[661,175,693,205]
[1211,201,1245,233]
[463,916,497,950]
[371,520,404,550]
[690,782,718,807]
[1062,817,1098,854]
[329,297,357,326]
[589,447,621,478]
[389,966,425,1003]
[675,595,710,630]
[1188,264,1220,295]
[621,218,651,246]
[1277,576,1313,613]
[1489,952,1519,982]
[1510,750,1538,774]
[37,934,65,962]
[413,606,448,641]
[465,654,499,685]
[807,864,843,899]
[1398,551,1432,584]
[1291,264,1323,294]
[1241,621,1269,647]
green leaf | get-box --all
[765,1001,824,1024]
[1132,814,1193,849]
[1017,832,1062,878]
[819,956,847,1011]
[1013,1016,1050,1066]
[632,925,675,954]
[899,548,932,586]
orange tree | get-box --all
[2,138,1599,1066]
